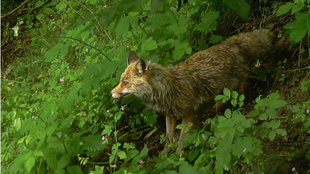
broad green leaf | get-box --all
[270,120,281,129]
[209,35,223,44]
[58,154,71,169]
[56,2,67,12]
[231,91,238,99]
[34,149,44,157]
[151,0,165,13]
[224,109,232,118]
[114,16,130,36]
[81,134,107,151]
[179,161,201,174]
[18,119,34,134]
[172,40,192,61]
[117,151,127,159]
[259,113,268,120]
[139,145,149,159]
[47,136,62,148]
[35,1,44,8]
[239,94,245,101]
[126,149,139,162]
[276,2,294,16]
[275,129,287,136]
[289,24,307,44]
[44,43,68,61]
[223,88,231,98]
[270,100,286,109]
[214,95,226,101]
[260,129,269,138]
[231,137,252,156]
[44,151,58,171]
[268,131,276,141]
[89,0,98,5]
[142,37,158,51]
[291,1,304,14]
[25,156,35,173]
[164,170,179,174]
[46,121,59,136]
[68,165,83,174]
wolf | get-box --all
[110,29,277,153]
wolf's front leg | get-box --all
[162,115,177,154]
[176,115,194,154]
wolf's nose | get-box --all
[109,93,112,97]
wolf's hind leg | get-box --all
[176,115,194,154]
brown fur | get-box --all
[111,29,277,153]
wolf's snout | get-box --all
[109,92,112,97]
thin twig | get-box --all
[57,36,111,61]
[1,0,32,19]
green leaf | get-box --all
[196,11,219,33]
[238,94,245,101]
[44,43,68,61]
[275,129,287,136]
[231,137,253,156]
[18,119,34,134]
[172,40,192,61]
[25,156,35,173]
[58,154,71,169]
[56,2,67,12]
[289,23,307,44]
[268,131,276,141]
[215,95,226,101]
[34,149,44,157]
[209,35,223,44]
[179,161,200,174]
[142,37,158,52]
[231,91,238,99]
[114,16,130,36]
[126,149,139,162]
[223,88,231,98]
[139,145,149,159]
[44,150,58,171]
[291,1,304,14]
[270,100,286,109]
[151,0,166,13]
[46,122,59,136]
[276,2,294,16]
[35,1,44,8]
[89,0,98,5]
[224,109,232,118]
[68,165,83,174]
[117,151,127,159]
[270,120,281,129]
[259,113,268,120]
[260,129,269,138]
[81,134,107,151]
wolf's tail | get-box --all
[227,29,277,63]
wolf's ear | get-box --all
[128,51,139,66]
[135,59,148,75]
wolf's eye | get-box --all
[122,81,128,86]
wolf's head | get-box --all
[110,51,151,100]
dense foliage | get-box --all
[1,0,310,173]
